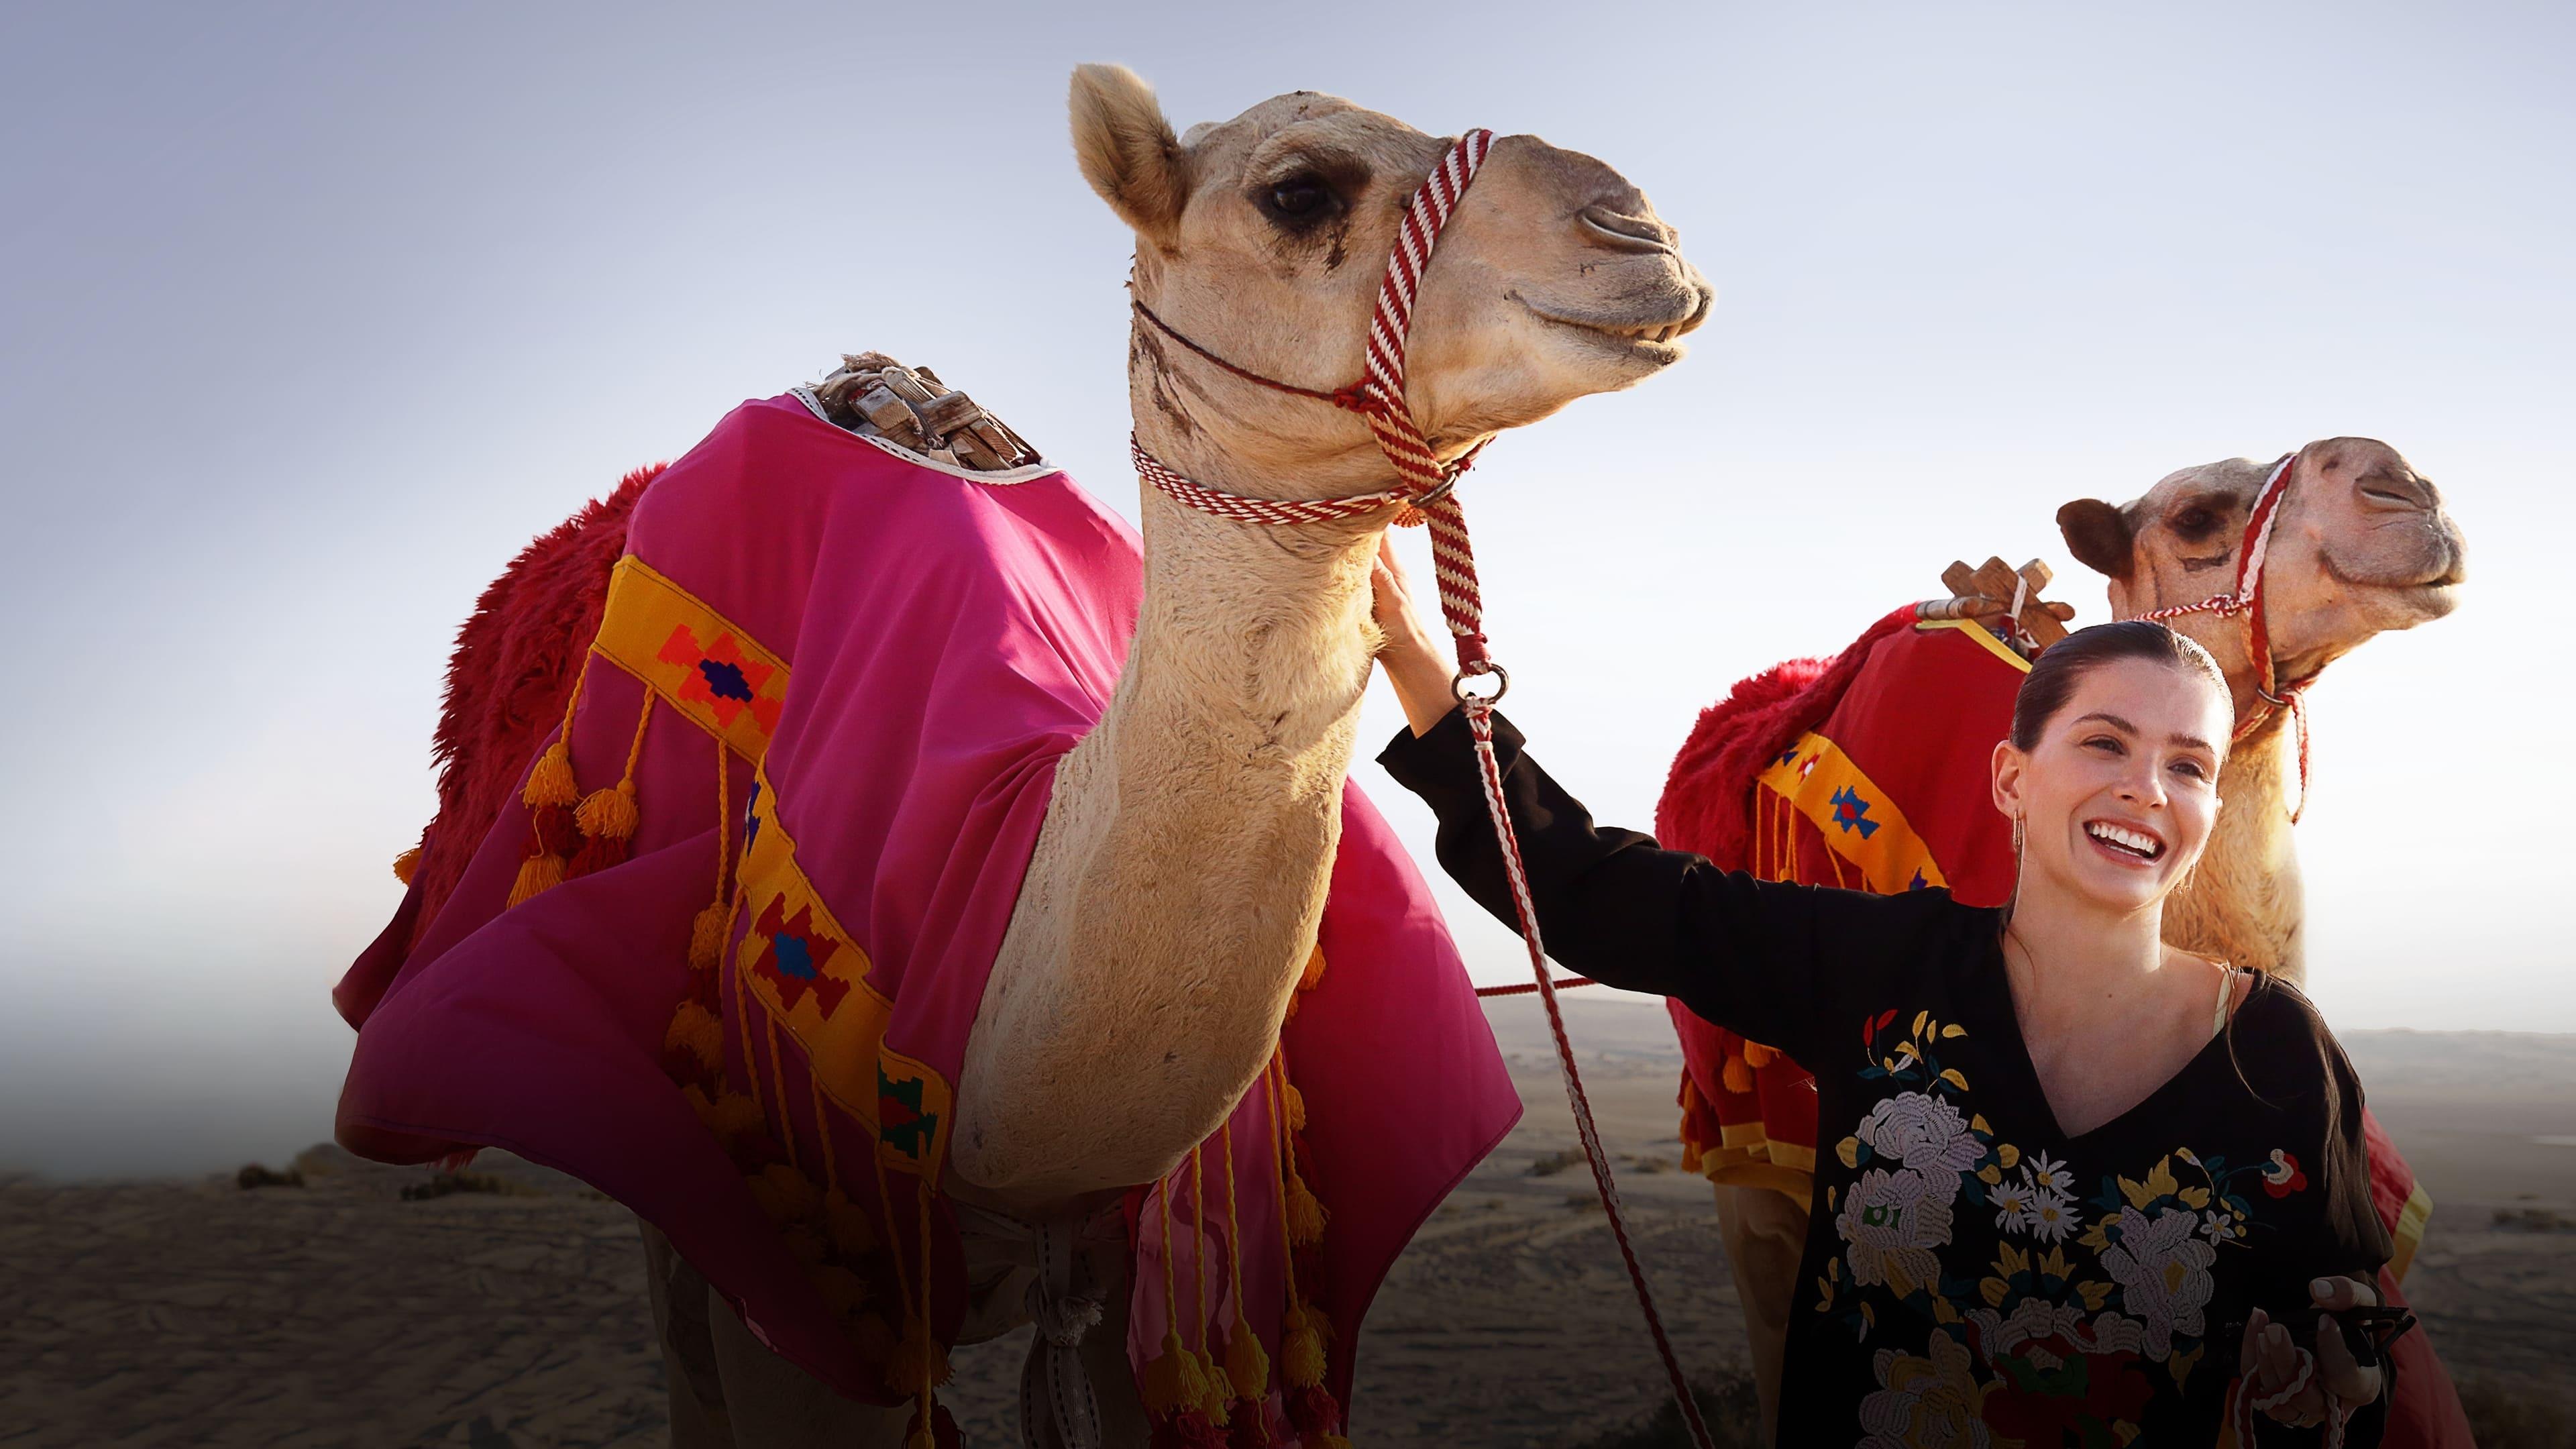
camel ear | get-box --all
[1070,64,1189,241]
[2056,498,2136,580]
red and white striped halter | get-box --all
[1130,127,1502,675]
[1128,131,1721,1449]
[2133,451,2316,821]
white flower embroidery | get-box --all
[1856,1332,1995,1449]
[1966,1296,2090,1373]
[2097,1205,2217,1360]
[2025,1187,2076,1244]
[2200,1208,2242,1246]
[1856,1091,1986,1176]
[1989,1181,2035,1233]
[2025,1150,2073,1194]
[1835,1167,1955,1295]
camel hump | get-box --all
[1653,604,1926,871]
[798,352,1042,474]
[405,462,666,938]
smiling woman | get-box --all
[1368,549,2413,1445]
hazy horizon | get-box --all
[3,1,2569,1177]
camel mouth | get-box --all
[1511,287,1711,363]
[2321,547,2467,615]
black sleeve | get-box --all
[2239,987,2396,1446]
[1377,708,1971,1064]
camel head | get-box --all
[2056,438,2467,724]
[1071,64,1713,492]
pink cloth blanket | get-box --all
[334,395,1521,1425]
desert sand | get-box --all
[5,997,2568,1447]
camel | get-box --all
[956,70,1711,1208]
[2057,437,2465,981]
[1667,437,2465,1442]
[345,65,1711,1449]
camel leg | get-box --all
[638,1222,739,1448]
[638,1220,908,1447]
[1712,1183,1809,1446]
[640,1209,1150,1449]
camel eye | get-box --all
[1260,174,1337,225]
[2170,505,2219,539]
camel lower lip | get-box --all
[1523,306,1689,362]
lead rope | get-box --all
[2228,1344,2348,1448]
[1130,129,1717,1449]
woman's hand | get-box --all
[2239,1276,2387,1428]
[1369,535,1458,738]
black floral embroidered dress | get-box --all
[1381,712,2388,1448]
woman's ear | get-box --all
[1990,738,2026,821]
[1069,64,1189,244]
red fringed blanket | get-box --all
[336,396,1520,1440]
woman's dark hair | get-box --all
[2008,620,2231,751]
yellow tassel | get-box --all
[761,1163,819,1222]
[1298,943,1326,993]
[688,898,731,971]
[781,1224,826,1267]
[851,1310,898,1364]
[1284,1174,1328,1246]
[1284,1080,1307,1133]
[826,1187,879,1258]
[906,1427,934,1449]
[1742,1041,1778,1069]
[1224,1327,1271,1401]
[1195,1350,1231,1421]
[1142,1330,1208,1415]
[1721,1054,1756,1095]
[391,846,421,884]
[665,1003,723,1069]
[577,782,639,841]
[508,851,565,907]
[700,1091,762,1140]
[523,740,578,808]
[1281,1307,1326,1389]
[815,1265,867,1318]
[1322,1436,1352,1449]
[888,1321,950,1395]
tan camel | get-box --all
[1709,437,2465,1440]
[951,68,1711,1207]
[646,66,1712,1446]
[2057,436,2466,979]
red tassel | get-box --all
[1226,1400,1275,1449]
[1286,1384,1339,1438]
[1173,1410,1227,1449]
[531,802,580,857]
[564,828,630,878]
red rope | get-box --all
[1475,975,1598,998]
[2128,451,2314,819]
[1464,700,1719,1449]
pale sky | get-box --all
[3,1,2568,1176]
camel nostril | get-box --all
[2358,474,2437,512]
[1576,204,1675,254]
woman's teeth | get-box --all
[2086,822,2163,861]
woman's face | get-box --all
[1991,657,2231,916]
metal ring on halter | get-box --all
[1451,663,1509,705]
[2255,680,2298,708]
[1409,472,1464,511]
